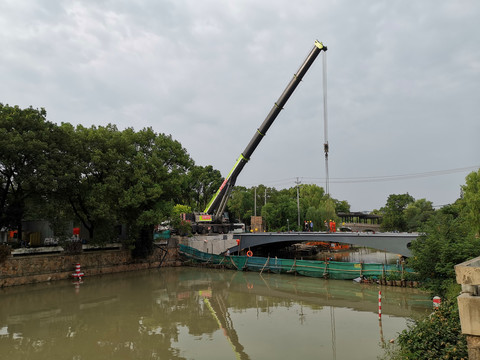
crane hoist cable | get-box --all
[322,50,329,195]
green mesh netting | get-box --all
[179,244,412,280]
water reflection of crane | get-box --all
[201,291,250,360]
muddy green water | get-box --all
[0,267,432,360]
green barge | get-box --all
[179,244,416,282]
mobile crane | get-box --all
[186,40,327,234]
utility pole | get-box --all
[254,187,257,216]
[296,177,301,227]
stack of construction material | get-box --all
[250,216,264,232]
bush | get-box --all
[395,298,467,359]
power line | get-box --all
[240,177,295,188]
[310,165,480,184]
[239,165,479,187]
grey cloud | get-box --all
[0,0,478,211]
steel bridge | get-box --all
[231,232,419,257]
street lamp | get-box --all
[287,219,290,232]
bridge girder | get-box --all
[232,232,417,257]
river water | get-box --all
[0,267,432,360]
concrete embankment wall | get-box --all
[0,242,180,287]
[178,233,239,255]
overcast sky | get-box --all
[1,0,479,211]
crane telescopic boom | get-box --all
[204,40,327,223]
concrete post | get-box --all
[455,256,480,360]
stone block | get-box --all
[455,256,480,286]
[458,293,480,336]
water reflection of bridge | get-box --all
[186,269,431,322]
[233,232,418,257]
[230,271,429,318]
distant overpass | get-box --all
[231,232,419,257]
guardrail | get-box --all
[11,243,123,256]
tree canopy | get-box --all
[1,104,355,248]
[404,198,435,232]
[380,193,415,232]
[7,103,478,265]
[463,169,480,236]
[185,165,222,212]
[227,183,347,231]
[0,104,194,256]
[0,104,67,239]
[392,170,480,360]
[407,169,480,291]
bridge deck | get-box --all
[234,232,418,257]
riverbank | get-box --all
[0,240,180,287]
[0,234,417,288]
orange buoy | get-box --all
[246,250,253,257]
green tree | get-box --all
[408,203,480,283]
[228,185,277,227]
[228,186,254,224]
[334,199,351,213]
[65,124,128,243]
[298,184,326,210]
[406,176,480,294]
[43,122,82,241]
[0,104,66,240]
[169,204,192,236]
[60,124,192,255]
[404,198,435,232]
[186,165,222,211]
[261,194,296,231]
[304,197,339,231]
[462,169,480,236]
[381,193,415,232]
[227,183,347,232]
[383,172,480,360]
[407,170,480,285]
[253,184,277,218]
[119,128,192,257]
[321,197,339,229]
[305,206,323,231]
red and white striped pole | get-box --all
[72,263,84,280]
[378,290,382,320]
